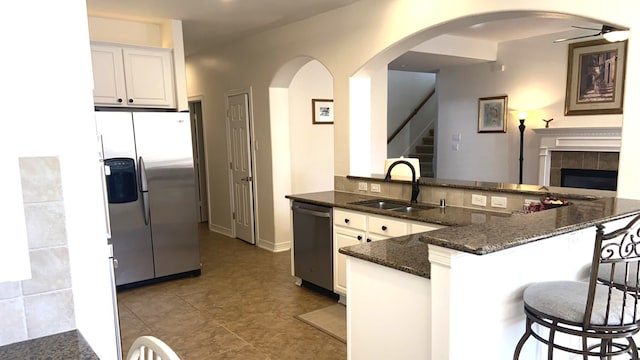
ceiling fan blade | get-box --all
[570,25,602,31]
[553,33,601,43]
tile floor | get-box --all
[116,224,346,359]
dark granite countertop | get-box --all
[286,190,640,278]
[0,330,98,360]
[286,190,510,227]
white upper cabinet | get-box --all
[91,43,176,109]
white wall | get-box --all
[288,60,334,194]
[436,30,623,184]
[437,61,510,182]
[1,0,118,358]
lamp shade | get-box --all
[518,112,528,120]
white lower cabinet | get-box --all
[334,227,365,294]
[332,208,445,296]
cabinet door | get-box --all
[334,227,364,295]
[366,233,389,243]
[91,45,127,106]
[409,221,446,234]
[122,47,175,108]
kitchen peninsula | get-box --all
[286,176,640,360]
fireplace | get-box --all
[561,168,618,191]
[533,127,621,189]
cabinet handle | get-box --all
[344,218,350,224]
[128,98,134,103]
[357,235,362,241]
[367,238,372,243]
[381,225,388,231]
[117,98,123,103]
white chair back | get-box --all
[126,335,181,360]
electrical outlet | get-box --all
[370,183,381,193]
[471,194,487,207]
[358,182,368,191]
[491,196,507,208]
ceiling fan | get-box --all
[553,25,629,43]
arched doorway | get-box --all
[269,57,334,249]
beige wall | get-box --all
[186,0,640,249]
[288,60,334,194]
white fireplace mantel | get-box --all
[532,127,622,186]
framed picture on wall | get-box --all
[564,39,627,116]
[312,99,334,124]
[477,95,507,133]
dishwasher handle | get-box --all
[292,205,331,218]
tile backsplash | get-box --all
[0,157,76,346]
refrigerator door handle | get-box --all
[98,135,112,239]
[138,156,151,226]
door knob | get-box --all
[241,176,253,181]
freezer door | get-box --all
[95,111,155,285]
[133,112,200,277]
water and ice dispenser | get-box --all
[104,158,138,204]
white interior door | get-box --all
[227,93,255,244]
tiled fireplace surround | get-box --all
[533,127,622,187]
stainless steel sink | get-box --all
[350,199,437,213]
[350,199,410,210]
[389,206,427,215]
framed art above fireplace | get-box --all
[564,39,628,116]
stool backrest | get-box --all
[586,214,640,330]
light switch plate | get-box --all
[358,182,368,191]
[491,196,507,208]
[370,183,381,193]
[471,194,487,206]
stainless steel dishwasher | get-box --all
[292,201,333,292]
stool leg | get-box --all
[513,317,532,360]
[629,336,639,360]
[547,323,556,360]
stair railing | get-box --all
[387,88,435,144]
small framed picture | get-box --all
[478,95,507,133]
[564,39,627,116]
[312,99,334,124]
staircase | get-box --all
[409,128,434,178]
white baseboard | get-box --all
[256,238,291,253]
[208,223,233,238]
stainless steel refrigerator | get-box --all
[96,110,200,287]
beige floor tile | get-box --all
[117,223,346,359]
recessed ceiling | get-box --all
[389,17,602,72]
[85,0,362,56]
